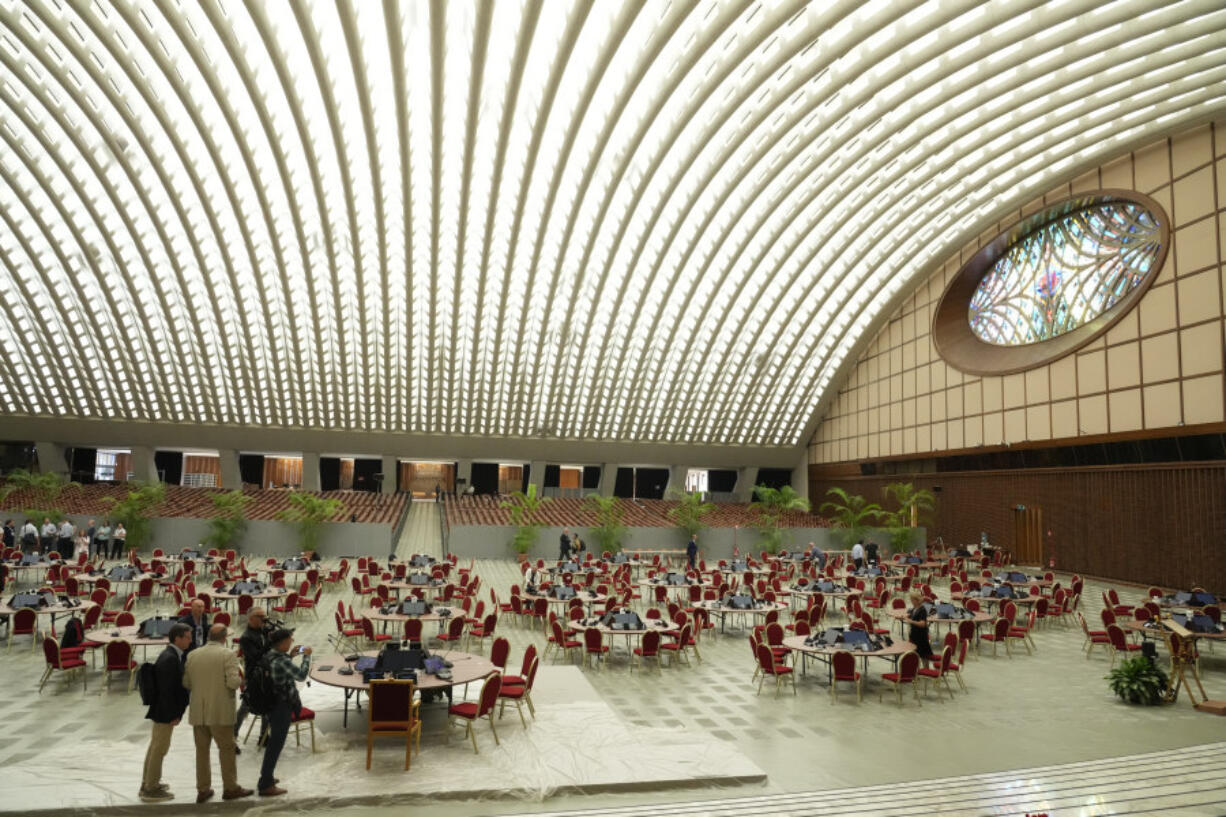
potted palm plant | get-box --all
[501,484,551,560]
[749,484,811,554]
[818,487,886,547]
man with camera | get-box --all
[234,607,273,750]
[258,628,312,797]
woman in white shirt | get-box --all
[110,523,127,559]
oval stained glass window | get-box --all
[967,202,1163,346]
[932,191,1170,376]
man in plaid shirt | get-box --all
[258,628,312,797]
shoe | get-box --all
[138,788,174,803]
[258,786,287,797]
[234,745,242,756]
[222,787,254,800]
[196,789,214,803]
[153,783,170,792]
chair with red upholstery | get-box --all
[545,620,581,664]
[467,613,498,653]
[633,629,663,672]
[296,586,322,619]
[272,592,299,620]
[917,643,957,700]
[39,636,87,693]
[335,612,363,652]
[583,627,609,670]
[497,656,539,727]
[502,644,537,691]
[943,633,969,692]
[661,622,695,667]
[754,642,795,697]
[366,679,420,769]
[1106,623,1142,667]
[1008,610,1037,653]
[361,617,393,648]
[980,617,1013,658]
[830,650,861,704]
[103,640,139,691]
[489,636,510,672]
[448,672,502,754]
[1078,612,1110,658]
[1104,589,1133,617]
[403,618,424,643]
[433,615,465,650]
[879,650,921,705]
[8,607,38,652]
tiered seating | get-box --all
[444,495,831,529]
[0,484,409,524]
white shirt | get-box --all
[114,526,126,540]
[22,522,37,538]
[851,543,864,560]
[41,522,57,537]
[58,522,74,539]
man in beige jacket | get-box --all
[182,624,253,803]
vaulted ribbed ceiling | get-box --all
[1,0,1224,449]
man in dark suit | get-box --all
[139,622,192,802]
[558,528,572,561]
[178,599,211,652]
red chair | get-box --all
[361,617,393,648]
[497,655,539,727]
[136,577,155,606]
[291,705,317,752]
[296,587,322,619]
[115,611,136,627]
[1008,611,1037,654]
[467,613,498,653]
[335,612,363,652]
[661,622,695,667]
[366,680,420,769]
[583,627,609,670]
[433,615,465,649]
[1104,589,1133,617]
[980,617,1013,658]
[546,620,581,664]
[403,618,424,643]
[944,635,969,692]
[352,576,375,599]
[1078,612,1110,658]
[8,607,39,652]
[917,643,957,700]
[39,637,87,692]
[273,592,299,620]
[103,640,138,691]
[489,637,510,672]
[830,650,862,704]
[237,594,255,617]
[633,629,663,672]
[502,644,538,690]
[879,651,921,705]
[448,672,502,754]
[1106,624,1141,667]
[754,642,795,697]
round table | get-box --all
[952,592,1040,610]
[567,617,678,662]
[363,605,458,632]
[212,587,289,605]
[782,633,914,685]
[309,649,497,726]
[884,607,991,638]
[77,571,162,591]
[523,589,608,608]
[386,579,449,596]
[695,600,787,633]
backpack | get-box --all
[60,617,84,650]
[137,662,159,706]
[242,653,276,716]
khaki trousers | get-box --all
[193,724,239,793]
[141,721,176,790]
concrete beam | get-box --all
[301,452,321,492]
[668,465,689,496]
[455,459,472,494]
[219,449,241,490]
[35,441,68,478]
[596,463,617,496]
[381,456,396,494]
[528,460,545,493]
[129,445,157,482]
[732,466,759,503]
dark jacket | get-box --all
[237,625,269,673]
[178,613,212,652]
[147,645,189,723]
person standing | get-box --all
[904,590,934,669]
[686,534,698,570]
[182,625,252,803]
[851,540,865,570]
[139,623,192,802]
[93,520,112,559]
[258,628,312,797]
[558,528,572,561]
[40,517,57,553]
[111,522,127,559]
[2,519,15,551]
[56,518,74,557]
[865,540,879,567]
[85,518,96,553]
[178,599,211,653]
[234,607,271,747]
[74,528,90,560]
[20,519,38,553]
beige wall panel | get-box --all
[1144,382,1182,428]
[1052,399,1078,439]
[983,411,1003,446]
[1172,125,1212,176]
[916,393,931,424]
[1050,355,1077,401]
[1133,141,1167,192]
[1217,160,1226,208]
[946,419,963,449]
[1003,373,1026,406]
[1004,408,1026,443]
[890,402,903,430]
[1174,167,1215,224]
[1079,394,1108,435]
[890,430,903,456]
[1141,332,1180,384]
[1180,321,1224,376]
[916,364,931,395]
[946,385,962,420]
[1178,269,1221,326]
[930,422,946,451]
[1183,374,1225,425]
[963,416,982,447]
[1109,388,1143,432]
[1176,218,1219,277]
[1101,155,1133,189]
[1139,283,1177,337]
[1026,405,1051,441]
[1106,310,1139,345]
[1070,169,1099,193]
[1077,350,1107,395]
[903,398,916,427]
[916,424,931,453]
[1024,368,1049,403]
[981,376,1002,412]
[964,380,982,415]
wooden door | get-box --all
[1012,506,1042,566]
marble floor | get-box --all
[3,509,1223,816]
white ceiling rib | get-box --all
[0,0,1223,450]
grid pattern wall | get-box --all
[810,122,1226,465]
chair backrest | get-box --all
[481,613,497,637]
[896,650,920,681]
[477,672,502,716]
[795,620,811,636]
[640,629,661,654]
[42,637,62,666]
[583,627,603,651]
[1107,623,1129,650]
[523,655,540,689]
[368,679,415,726]
[1100,608,1116,627]
[116,611,136,627]
[447,615,465,639]
[754,642,778,673]
[936,643,953,673]
[13,607,37,632]
[992,617,1010,639]
[404,618,423,641]
[832,650,855,679]
[105,639,132,668]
